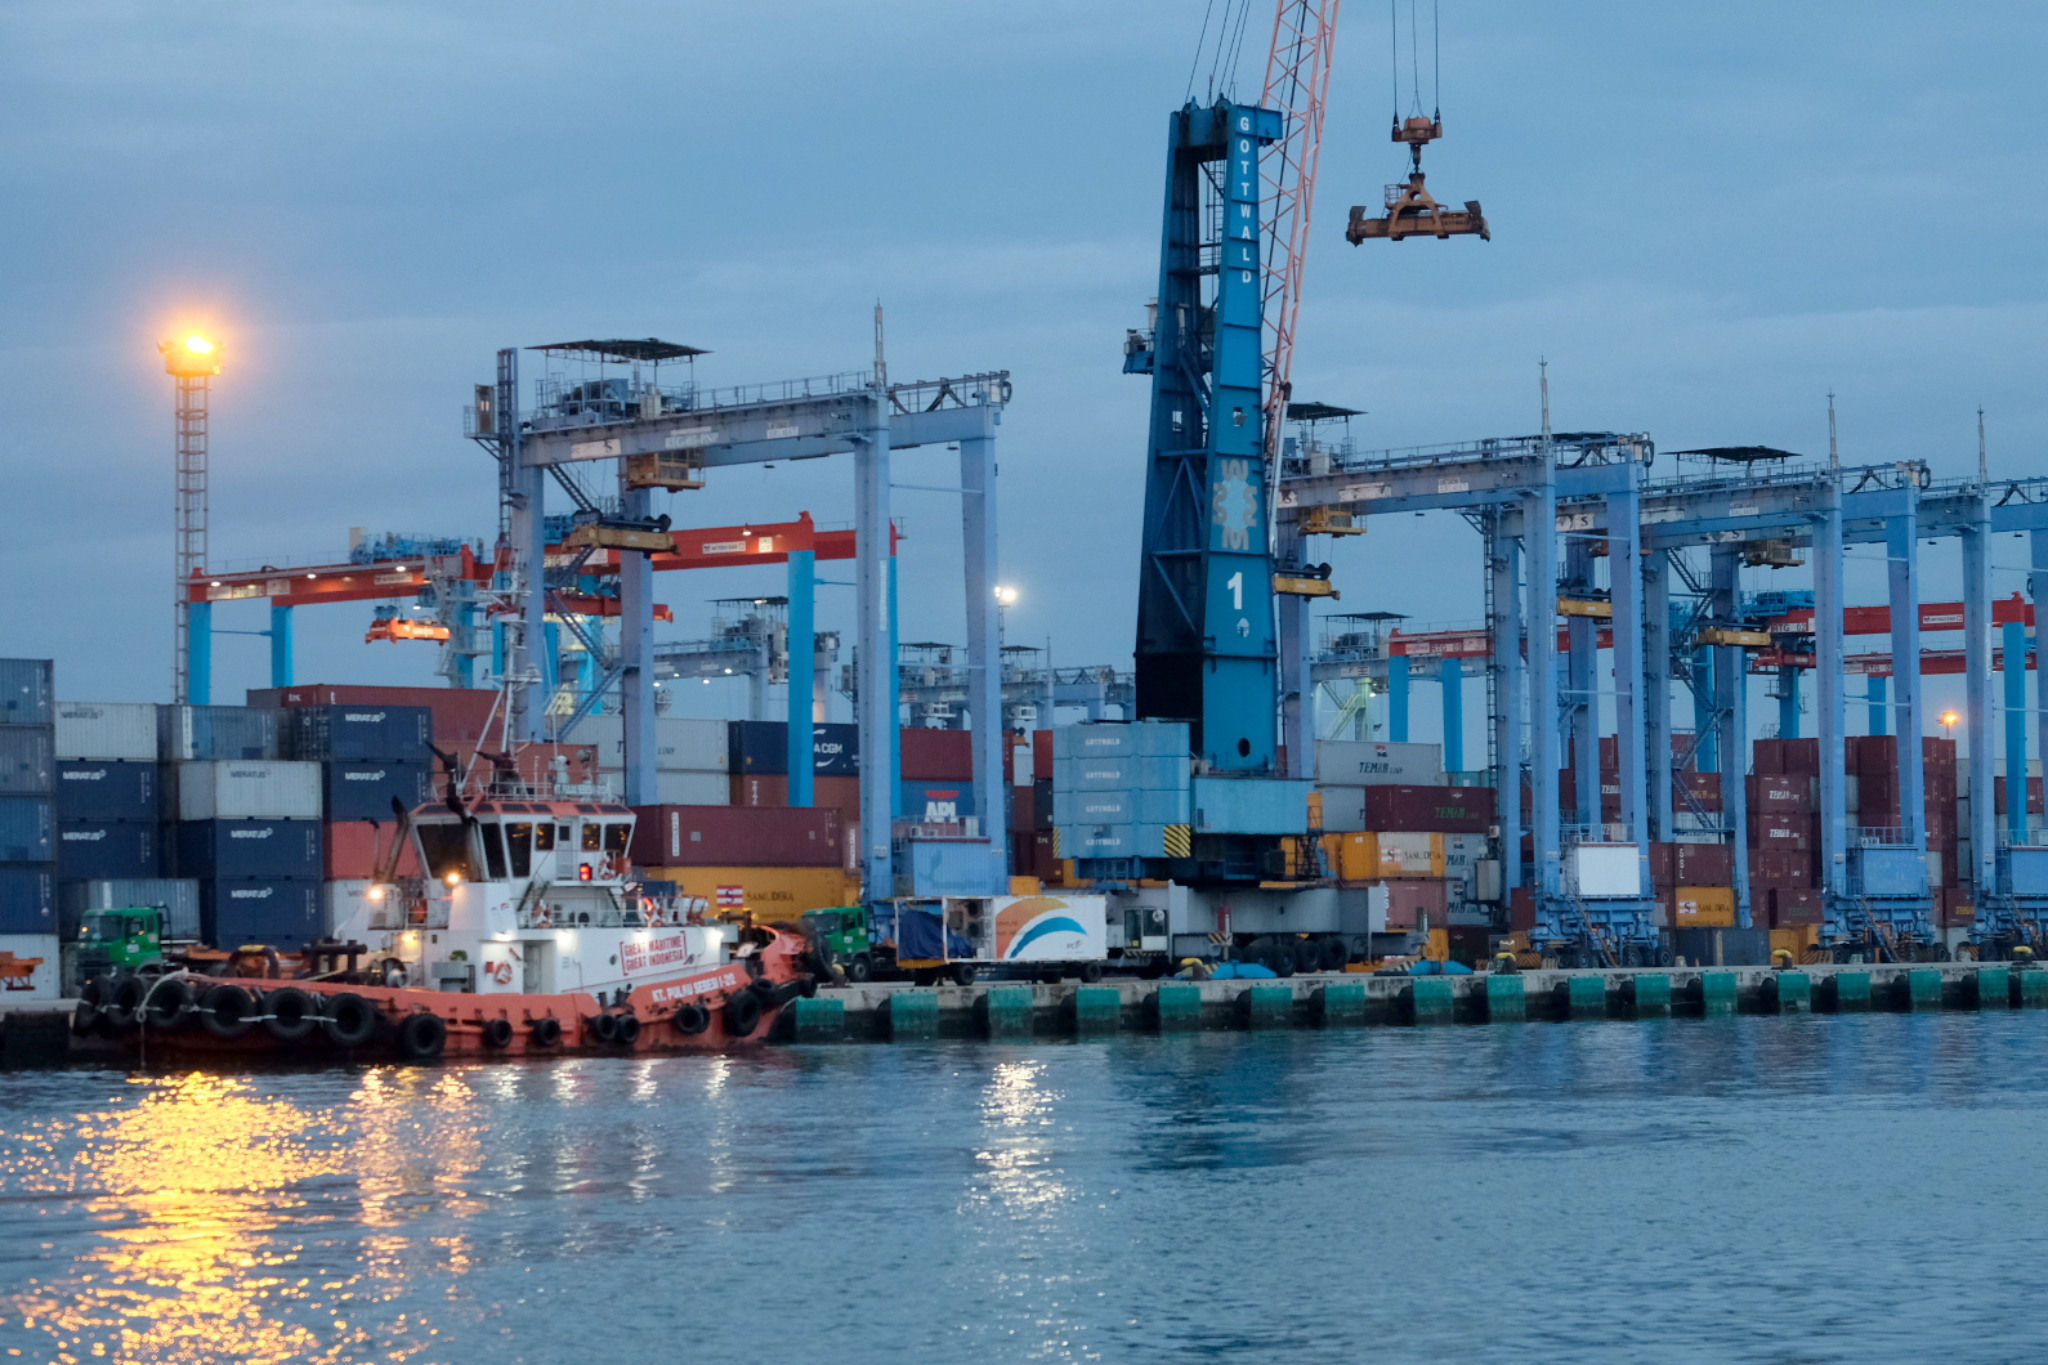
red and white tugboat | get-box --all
[75,755,824,1065]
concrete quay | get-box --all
[777,962,2044,1042]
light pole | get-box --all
[160,333,221,704]
[1940,709,1960,742]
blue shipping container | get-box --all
[1053,755,1190,793]
[1051,721,1189,761]
[57,822,161,880]
[0,864,54,934]
[322,761,431,821]
[54,761,157,822]
[286,706,433,762]
[176,820,323,881]
[900,781,976,823]
[0,660,54,727]
[897,839,1006,898]
[202,879,323,952]
[0,727,53,794]
[1189,777,1313,835]
[728,720,860,775]
[0,797,54,862]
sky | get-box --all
[3,1,2044,745]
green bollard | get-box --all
[1315,980,1368,1026]
[1771,971,1812,1013]
[1976,966,2011,1010]
[1151,982,1203,1031]
[979,985,1035,1038]
[888,989,940,1040]
[789,995,846,1042]
[1628,974,1672,1018]
[1240,983,1294,1029]
[1070,986,1122,1035]
[1408,977,1455,1025]
[1484,974,1526,1021]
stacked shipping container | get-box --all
[0,660,59,994]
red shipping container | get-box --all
[1993,777,2046,816]
[1032,831,1059,883]
[1032,730,1054,781]
[1676,841,1734,885]
[1382,878,1450,931]
[1747,775,1811,814]
[1925,736,1958,772]
[1677,770,1724,812]
[630,804,841,868]
[1362,785,1495,834]
[1508,886,1536,933]
[1769,886,1823,927]
[900,728,973,780]
[1648,842,1677,889]
[322,820,420,880]
[812,775,862,824]
[731,773,787,808]
[1008,785,1035,834]
[1748,813,1811,852]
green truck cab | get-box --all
[802,906,877,982]
[77,907,169,980]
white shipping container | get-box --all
[54,701,159,761]
[1442,832,1489,877]
[325,879,377,940]
[600,769,731,806]
[1316,787,1367,831]
[1314,740,1446,788]
[0,933,61,998]
[1570,843,1642,898]
[980,893,1108,963]
[1373,832,1442,876]
[176,760,322,821]
[582,716,729,772]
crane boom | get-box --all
[1257,0,1341,465]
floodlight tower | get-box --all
[160,333,221,704]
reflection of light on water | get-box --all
[3,1069,493,1363]
[973,1059,1069,1214]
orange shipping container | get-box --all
[1671,885,1735,927]
[640,864,858,919]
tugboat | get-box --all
[73,749,825,1064]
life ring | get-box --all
[722,990,763,1039]
[262,986,320,1043]
[533,907,554,928]
[396,1012,447,1062]
[142,976,197,1031]
[321,992,379,1048]
[529,1016,563,1048]
[199,983,257,1039]
[612,1013,642,1046]
[671,1001,711,1035]
[480,1017,515,1049]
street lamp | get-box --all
[1940,709,1960,741]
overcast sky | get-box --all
[4,2,2044,742]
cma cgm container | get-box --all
[0,659,55,726]
[202,880,324,952]
[0,797,54,862]
[321,761,430,821]
[54,702,159,761]
[54,761,156,823]
[727,720,860,776]
[284,705,432,762]
[159,705,282,761]
[175,761,321,821]
[0,727,54,795]
[57,822,160,881]
[176,820,323,880]
[0,865,55,934]
[630,805,841,868]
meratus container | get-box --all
[54,761,155,823]
[0,796,54,862]
[284,705,433,762]
[322,761,432,822]
[174,760,322,822]
[175,820,323,881]
[56,822,160,881]
[53,701,160,761]
[202,879,324,952]
[0,866,54,935]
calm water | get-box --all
[3,1016,2047,1363]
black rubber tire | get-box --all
[396,1011,447,1062]
[723,989,764,1039]
[142,977,196,1031]
[262,986,320,1043]
[106,973,147,1033]
[948,961,977,987]
[529,1015,563,1048]
[321,992,379,1048]
[480,1017,514,1050]
[70,999,100,1035]
[845,953,873,984]
[1318,936,1349,973]
[612,1013,642,1046]
[79,974,108,1009]
[1078,960,1104,984]
[1262,939,1297,978]
[199,983,257,1039]
[671,1002,711,1035]
[589,1012,619,1045]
